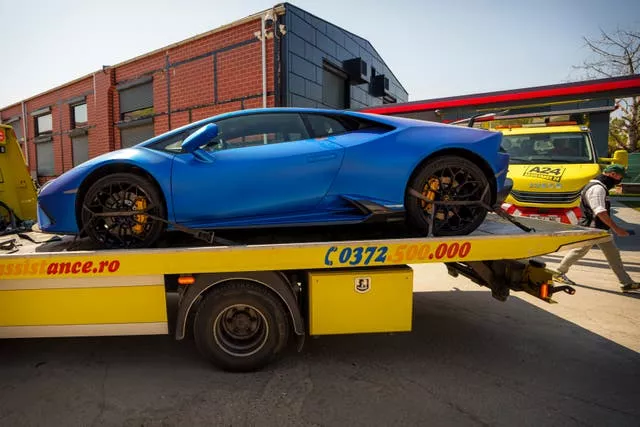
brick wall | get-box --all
[0,16,276,179]
[1,4,406,180]
[0,76,96,183]
[109,17,275,151]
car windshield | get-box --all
[500,132,594,164]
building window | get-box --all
[36,141,54,176]
[35,112,53,136]
[118,79,154,121]
[4,116,23,141]
[72,134,89,166]
[120,120,155,148]
[322,63,349,109]
[12,121,23,141]
[72,102,88,127]
[117,78,154,148]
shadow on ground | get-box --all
[608,205,640,252]
[539,253,640,274]
[0,291,638,426]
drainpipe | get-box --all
[261,14,267,109]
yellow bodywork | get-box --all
[0,213,612,339]
[0,275,168,338]
[0,228,610,280]
[498,125,612,209]
[307,266,413,335]
[0,285,167,326]
[0,124,37,223]
[505,163,601,208]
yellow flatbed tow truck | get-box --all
[0,215,610,372]
[0,122,612,372]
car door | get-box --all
[170,111,344,226]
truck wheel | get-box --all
[193,281,291,372]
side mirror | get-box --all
[613,149,629,167]
[181,123,219,153]
[599,149,629,167]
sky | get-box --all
[0,0,638,108]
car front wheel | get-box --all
[80,172,166,249]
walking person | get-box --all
[553,164,640,292]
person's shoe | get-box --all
[553,273,577,286]
[620,282,640,293]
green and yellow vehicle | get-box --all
[495,121,627,224]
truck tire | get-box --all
[193,280,291,372]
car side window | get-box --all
[204,113,310,152]
[159,129,197,152]
[302,113,391,139]
[304,114,350,138]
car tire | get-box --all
[80,172,166,249]
[193,281,291,372]
[406,156,492,236]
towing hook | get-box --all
[539,282,575,301]
[550,285,576,296]
[539,283,576,301]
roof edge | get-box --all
[361,74,640,114]
[282,2,409,95]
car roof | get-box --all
[135,107,441,148]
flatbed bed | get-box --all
[0,215,610,372]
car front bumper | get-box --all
[37,189,80,234]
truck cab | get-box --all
[496,121,627,224]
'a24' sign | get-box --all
[523,166,566,182]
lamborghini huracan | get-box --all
[36,107,512,248]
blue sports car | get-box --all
[36,107,512,248]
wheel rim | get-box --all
[83,180,160,248]
[419,165,487,234]
[213,304,269,357]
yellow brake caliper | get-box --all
[422,177,454,221]
[422,177,440,214]
[132,197,148,234]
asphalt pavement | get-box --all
[0,203,638,426]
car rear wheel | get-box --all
[80,172,165,248]
[406,156,492,236]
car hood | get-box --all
[74,147,158,170]
[39,147,173,195]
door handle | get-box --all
[307,153,337,163]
